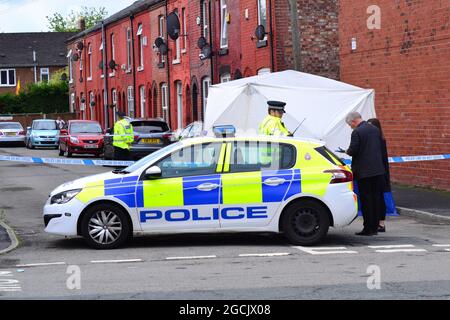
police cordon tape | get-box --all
[0,154,449,167]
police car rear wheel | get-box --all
[282,200,329,246]
[81,204,130,249]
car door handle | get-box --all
[197,183,219,191]
[263,178,286,186]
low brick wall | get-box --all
[0,113,76,129]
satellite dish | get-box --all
[197,36,207,49]
[76,41,84,51]
[255,25,267,41]
[72,53,79,61]
[90,101,96,107]
[159,43,168,55]
[154,37,164,48]
[167,12,181,40]
[80,98,86,103]
[109,60,117,70]
[60,73,68,82]
[200,44,212,60]
[98,60,103,69]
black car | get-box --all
[103,118,176,160]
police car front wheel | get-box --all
[282,200,330,246]
[81,203,131,249]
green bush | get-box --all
[0,81,69,114]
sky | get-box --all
[0,0,136,32]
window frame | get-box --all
[87,43,93,80]
[127,86,135,118]
[153,142,224,179]
[257,0,268,41]
[137,24,144,71]
[172,9,181,64]
[126,27,133,71]
[220,0,228,49]
[109,33,116,77]
[0,69,16,87]
[201,77,211,117]
[161,83,169,123]
[226,141,297,174]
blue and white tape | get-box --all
[0,155,134,167]
[342,154,450,165]
[0,154,449,167]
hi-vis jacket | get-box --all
[113,119,134,150]
[259,115,290,136]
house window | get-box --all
[110,33,115,76]
[173,10,181,64]
[161,83,169,123]
[112,89,117,122]
[176,81,183,128]
[258,68,271,75]
[257,0,267,41]
[99,41,104,77]
[67,50,73,83]
[201,0,210,39]
[89,91,95,119]
[220,73,231,83]
[0,69,16,87]
[70,93,75,113]
[181,8,187,52]
[139,85,146,118]
[220,0,228,48]
[159,16,166,63]
[80,92,86,120]
[137,24,144,70]
[126,28,132,71]
[202,77,211,117]
[40,68,50,82]
[87,43,92,80]
[127,86,135,118]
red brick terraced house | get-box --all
[67,0,340,131]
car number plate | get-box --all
[6,132,16,136]
[141,138,160,144]
[84,144,98,149]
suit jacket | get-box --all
[347,121,385,180]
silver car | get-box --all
[0,122,26,145]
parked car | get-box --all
[103,118,176,160]
[177,121,205,140]
[58,120,104,158]
[26,119,59,149]
[0,122,26,146]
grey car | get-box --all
[0,122,26,146]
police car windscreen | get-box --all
[132,121,169,133]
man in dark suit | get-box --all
[346,112,385,236]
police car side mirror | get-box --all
[27,127,31,131]
[145,166,162,179]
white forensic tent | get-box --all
[204,70,376,156]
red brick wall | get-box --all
[340,0,450,190]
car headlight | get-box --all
[50,189,82,205]
[70,136,79,143]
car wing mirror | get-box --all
[145,166,162,179]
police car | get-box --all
[43,135,358,249]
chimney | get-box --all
[78,18,86,31]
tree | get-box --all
[46,6,108,32]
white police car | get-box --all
[44,136,358,249]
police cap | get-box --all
[267,100,286,113]
[116,111,127,117]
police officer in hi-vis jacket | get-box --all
[113,111,134,160]
[258,101,293,136]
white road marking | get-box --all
[15,262,66,268]
[165,255,217,261]
[0,271,21,292]
[90,259,143,264]
[374,249,427,253]
[238,253,291,258]
[292,246,358,255]
[432,244,450,247]
[368,244,427,253]
[368,245,415,249]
